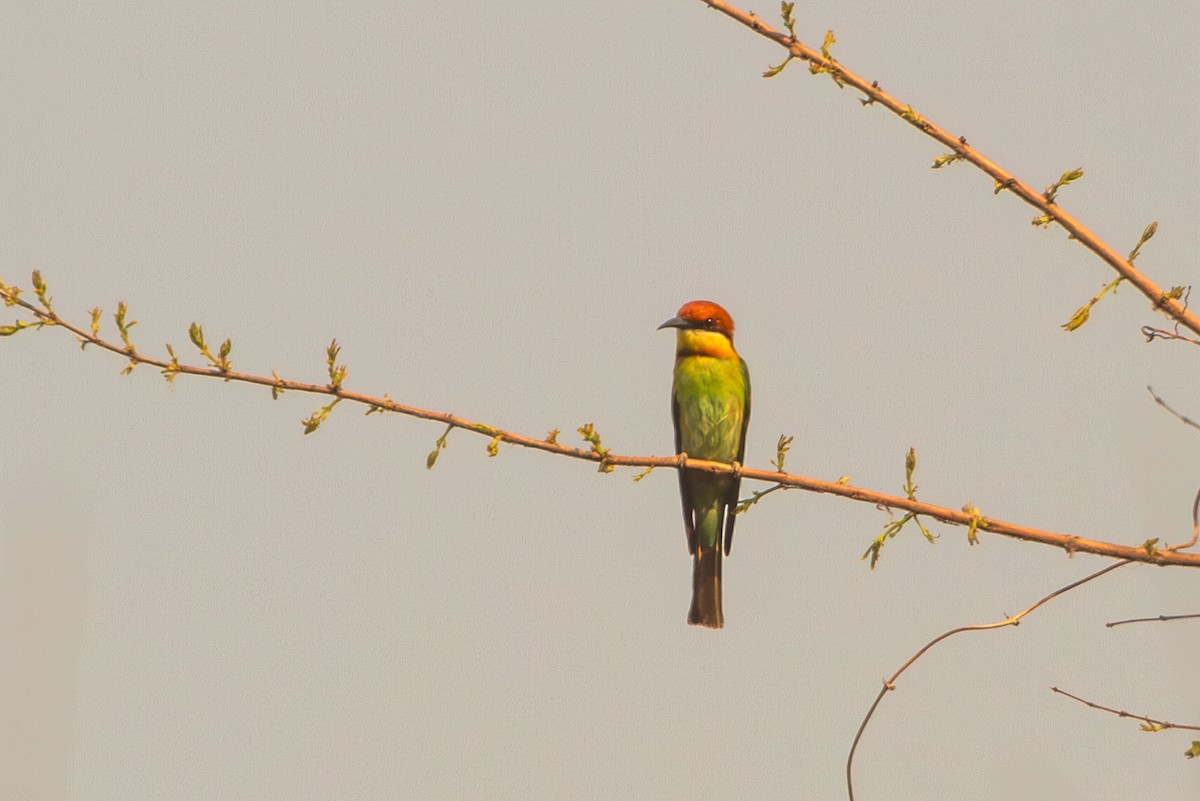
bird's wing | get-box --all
[672,391,697,555]
[722,358,751,556]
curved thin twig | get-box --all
[1139,393,1200,551]
[846,560,1131,801]
[696,0,1198,337]
[1143,326,1200,347]
[1184,485,1200,551]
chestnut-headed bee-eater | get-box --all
[658,300,751,629]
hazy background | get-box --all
[3,2,1199,799]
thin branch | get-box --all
[1187,485,1200,551]
[1149,386,1200,433]
[696,0,1199,337]
[1141,390,1200,551]
[5,283,1200,567]
[1106,613,1200,629]
[846,561,1132,801]
[1051,686,1200,732]
[1142,326,1200,347]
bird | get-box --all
[658,300,751,629]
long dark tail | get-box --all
[688,545,723,629]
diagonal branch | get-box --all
[1150,386,1200,433]
[695,0,1198,337]
[1106,612,1200,628]
[846,560,1132,801]
[5,278,1200,567]
[1051,687,1200,733]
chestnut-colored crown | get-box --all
[676,300,735,339]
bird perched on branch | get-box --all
[658,300,751,629]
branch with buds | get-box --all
[3,273,1198,569]
[1052,687,1200,761]
[698,0,1195,337]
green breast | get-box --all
[673,355,748,463]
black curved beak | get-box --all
[657,315,687,330]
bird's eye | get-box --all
[705,317,716,328]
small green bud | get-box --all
[762,56,793,78]
[1061,304,1090,332]
[189,322,205,350]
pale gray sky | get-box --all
[3,2,1199,799]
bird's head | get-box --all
[658,300,737,356]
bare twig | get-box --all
[1051,687,1200,732]
[1141,392,1200,552]
[1142,326,1200,347]
[695,0,1199,337]
[1106,612,1200,628]
[846,560,1131,801]
[5,281,1200,567]
[1186,485,1200,551]
[1149,386,1200,433]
